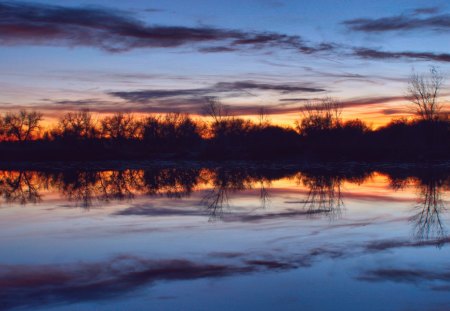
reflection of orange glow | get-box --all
[0,169,440,207]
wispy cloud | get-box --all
[343,10,450,33]
[353,48,450,63]
[33,93,410,116]
[0,1,333,54]
[108,81,325,103]
[411,7,441,15]
[339,95,407,108]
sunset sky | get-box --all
[0,0,449,127]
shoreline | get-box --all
[0,159,449,171]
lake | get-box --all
[0,163,449,310]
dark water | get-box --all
[0,165,449,310]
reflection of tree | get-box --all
[97,170,144,202]
[388,171,449,243]
[259,179,271,209]
[201,185,230,221]
[57,171,100,208]
[144,168,199,198]
[411,176,447,242]
[299,173,344,219]
[56,170,146,208]
[0,171,43,204]
[201,169,252,221]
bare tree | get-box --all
[297,97,342,135]
[257,107,270,128]
[101,112,143,140]
[58,110,99,140]
[202,97,229,124]
[3,110,43,141]
[407,67,443,122]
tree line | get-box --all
[0,68,448,161]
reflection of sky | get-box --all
[0,170,449,309]
[0,0,449,127]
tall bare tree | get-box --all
[3,110,43,141]
[257,107,270,128]
[297,97,342,135]
[58,110,98,140]
[407,67,443,122]
[202,97,229,124]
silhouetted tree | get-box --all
[297,97,342,136]
[407,67,444,122]
[202,97,229,125]
[2,110,42,141]
[101,112,142,141]
[257,107,270,128]
[56,110,99,140]
[142,113,200,152]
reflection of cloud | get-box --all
[357,267,450,292]
[114,204,332,222]
[0,2,333,54]
[113,205,205,217]
[365,237,450,251]
[0,245,352,309]
[0,255,255,310]
[358,268,450,282]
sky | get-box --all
[0,0,449,127]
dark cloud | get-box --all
[353,48,450,63]
[340,95,407,108]
[279,95,408,108]
[343,12,450,33]
[105,80,325,114]
[215,81,325,93]
[108,81,325,103]
[48,99,115,106]
[279,98,312,102]
[0,1,332,54]
[37,93,408,116]
[412,7,441,15]
[36,97,302,115]
[110,89,210,102]
[380,108,405,115]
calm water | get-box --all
[0,165,449,310]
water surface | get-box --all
[0,165,449,310]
